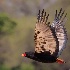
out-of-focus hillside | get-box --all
[0,0,58,17]
[0,0,70,70]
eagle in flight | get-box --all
[22,8,68,64]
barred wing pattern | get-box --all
[51,8,68,56]
[34,10,59,56]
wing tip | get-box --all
[37,9,49,24]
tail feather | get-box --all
[56,58,66,64]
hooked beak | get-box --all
[22,53,26,57]
[56,58,66,64]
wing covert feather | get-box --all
[34,10,59,56]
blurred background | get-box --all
[0,0,70,70]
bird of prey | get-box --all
[22,8,68,64]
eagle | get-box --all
[22,8,68,64]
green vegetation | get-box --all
[0,64,10,70]
[21,63,35,70]
[0,13,16,36]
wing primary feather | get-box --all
[64,13,67,19]
[41,9,44,21]
[46,14,49,22]
[55,10,65,25]
[37,10,40,22]
[43,12,46,22]
[55,10,57,21]
[59,13,67,25]
[47,22,50,25]
[59,10,65,20]
[57,8,62,20]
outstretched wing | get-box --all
[34,9,59,56]
[51,8,68,56]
